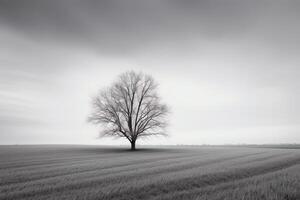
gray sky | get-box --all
[0,0,299,145]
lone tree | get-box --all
[88,71,169,150]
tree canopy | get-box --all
[88,71,169,150]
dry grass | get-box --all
[0,145,299,200]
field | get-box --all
[0,145,299,200]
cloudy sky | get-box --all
[0,0,299,145]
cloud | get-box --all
[0,0,299,144]
[0,0,299,55]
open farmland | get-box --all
[0,145,299,200]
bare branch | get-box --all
[88,71,169,150]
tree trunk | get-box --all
[131,141,136,151]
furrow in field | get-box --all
[151,164,300,200]
[100,156,300,200]
[0,151,216,193]
[0,151,270,199]
[0,152,134,170]
[0,152,200,186]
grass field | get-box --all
[0,145,299,200]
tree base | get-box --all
[131,142,136,151]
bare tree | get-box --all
[88,71,169,150]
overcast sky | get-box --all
[0,0,299,145]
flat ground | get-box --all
[0,145,299,200]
